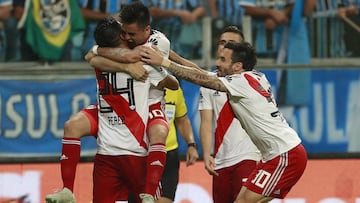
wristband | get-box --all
[187,142,197,149]
[161,58,171,68]
[92,45,99,55]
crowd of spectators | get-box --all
[0,0,359,63]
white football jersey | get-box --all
[95,64,168,156]
[219,70,301,161]
[146,29,171,105]
[199,75,260,170]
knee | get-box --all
[148,124,169,143]
[63,118,83,139]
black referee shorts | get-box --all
[161,148,180,200]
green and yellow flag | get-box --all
[19,0,85,61]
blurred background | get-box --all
[0,0,359,202]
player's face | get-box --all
[121,22,151,49]
[217,32,243,56]
[215,48,235,77]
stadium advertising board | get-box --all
[0,69,360,155]
[0,78,98,156]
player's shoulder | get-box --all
[148,29,169,43]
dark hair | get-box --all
[119,1,150,29]
[224,41,257,71]
[222,25,244,41]
[94,16,122,47]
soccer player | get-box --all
[129,87,199,203]
[140,41,308,203]
[199,26,261,203]
[90,16,171,203]
[92,2,176,202]
[46,2,177,203]
[45,12,177,203]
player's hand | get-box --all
[140,46,164,66]
[127,61,148,82]
[186,146,199,166]
[203,155,218,176]
[84,50,95,62]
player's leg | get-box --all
[93,154,130,203]
[61,106,98,191]
[142,102,169,202]
[235,186,274,203]
[156,149,180,203]
[231,160,258,201]
[46,105,98,203]
[125,155,147,203]
[213,166,233,203]
[234,144,307,203]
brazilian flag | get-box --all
[19,0,85,61]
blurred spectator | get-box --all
[9,0,38,61]
[276,0,316,107]
[208,0,316,106]
[308,0,357,57]
[207,0,246,56]
[207,0,245,26]
[337,1,359,17]
[243,0,292,58]
[15,0,85,62]
[0,0,11,20]
[0,0,12,61]
[337,1,360,57]
[3,0,22,62]
[207,0,292,57]
[147,0,206,59]
[78,0,129,57]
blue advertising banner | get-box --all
[0,78,98,156]
[1,68,360,157]
[280,68,360,152]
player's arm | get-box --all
[91,45,141,63]
[175,114,199,166]
[85,52,148,82]
[199,109,218,176]
[141,46,228,92]
[169,50,206,74]
[156,74,179,90]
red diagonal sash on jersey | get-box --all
[97,70,147,150]
[214,100,235,156]
[244,73,271,100]
[103,95,148,149]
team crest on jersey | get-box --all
[40,0,70,35]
